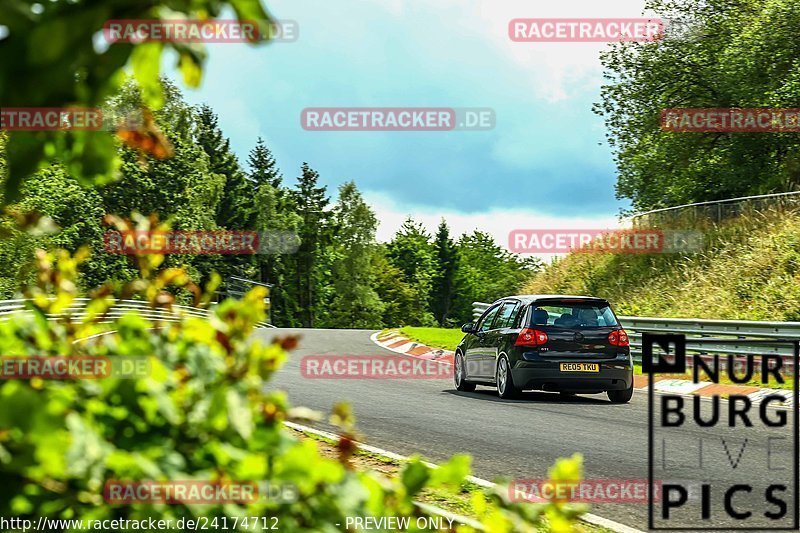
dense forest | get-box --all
[0,80,540,329]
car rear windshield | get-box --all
[527,301,619,328]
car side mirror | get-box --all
[461,323,476,334]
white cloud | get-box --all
[359,0,653,102]
[365,191,622,261]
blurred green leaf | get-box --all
[400,459,430,496]
[131,42,164,109]
[229,0,274,42]
[178,52,203,88]
[227,388,253,440]
[27,19,69,66]
[429,453,470,488]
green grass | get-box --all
[397,326,465,351]
[524,208,800,321]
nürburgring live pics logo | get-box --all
[645,333,799,530]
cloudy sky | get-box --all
[171,0,656,245]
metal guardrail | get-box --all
[472,301,800,373]
[472,302,490,319]
[0,298,274,329]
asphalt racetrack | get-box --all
[260,328,796,531]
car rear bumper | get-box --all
[511,360,633,392]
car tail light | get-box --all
[608,329,629,347]
[516,328,548,347]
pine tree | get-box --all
[371,250,420,327]
[290,163,331,327]
[196,104,253,230]
[451,231,543,323]
[431,219,460,326]
[247,139,302,326]
[247,137,282,189]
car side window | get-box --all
[510,302,524,327]
[477,304,502,333]
[495,301,519,329]
[515,305,530,328]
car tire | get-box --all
[607,384,634,404]
[496,355,519,399]
[454,352,476,392]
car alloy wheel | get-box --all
[496,355,519,399]
[497,358,508,394]
[454,352,476,392]
[455,355,464,387]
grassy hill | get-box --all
[523,208,800,321]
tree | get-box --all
[0,133,5,179]
[248,141,301,326]
[248,138,283,189]
[290,163,331,327]
[16,165,135,293]
[452,231,542,324]
[0,0,275,202]
[386,218,436,326]
[595,0,800,212]
[100,82,229,287]
[0,161,137,298]
[431,219,460,326]
[0,248,586,533]
[196,105,253,230]
[372,249,425,327]
[194,104,259,285]
[327,182,384,328]
[0,0,586,527]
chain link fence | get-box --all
[627,190,800,228]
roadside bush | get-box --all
[0,245,587,532]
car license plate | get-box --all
[560,363,599,372]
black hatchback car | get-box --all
[454,295,634,403]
